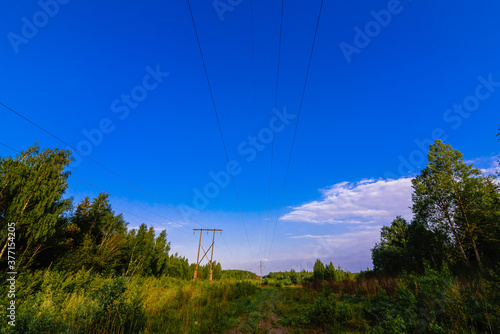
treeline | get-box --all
[292,135,500,333]
[306,138,500,280]
[221,269,257,280]
[0,144,221,280]
[264,266,355,286]
[264,269,309,285]
[372,139,500,277]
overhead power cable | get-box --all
[0,101,205,228]
[186,0,255,262]
[250,0,264,261]
[264,0,285,263]
[68,175,201,231]
[268,0,324,260]
[65,189,189,233]
[0,141,201,233]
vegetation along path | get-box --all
[227,287,326,334]
[227,288,288,334]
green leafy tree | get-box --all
[165,253,189,279]
[0,145,71,262]
[406,218,449,273]
[153,229,171,276]
[412,140,499,272]
[125,224,155,276]
[324,262,336,281]
[289,268,298,284]
[313,259,325,280]
[372,216,410,275]
[57,193,128,273]
[125,224,172,277]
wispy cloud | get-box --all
[465,155,499,176]
[284,225,382,272]
[281,178,413,224]
[480,159,499,176]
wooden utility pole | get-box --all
[193,228,222,283]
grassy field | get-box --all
[0,270,259,333]
[1,267,499,333]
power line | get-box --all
[220,234,239,269]
[0,141,200,233]
[0,101,205,228]
[3,141,240,271]
[68,175,200,231]
[0,142,18,154]
[65,189,189,233]
[250,0,264,261]
[186,0,255,262]
[264,0,285,263]
[268,0,324,259]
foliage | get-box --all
[372,139,500,276]
[412,140,500,272]
[1,134,499,333]
[313,259,325,281]
[0,145,72,265]
[0,270,259,333]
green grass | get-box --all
[1,268,499,333]
[0,270,260,334]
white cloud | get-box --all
[466,155,499,176]
[280,178,413,224]
[480,159,499,176]
[284,225,382,272]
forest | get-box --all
[0,130,499,333]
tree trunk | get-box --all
[0,202,29,259]
[453,180,483,271]
[471,236,483,270]
[444,208,470,268]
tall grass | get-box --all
[278,268,500,333]
[0,270,259,334]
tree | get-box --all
[165,253,189,279]
[324,262,336,281]
[0,145,71,261]
[125,224,155,276]
[289,269,298,284]
[313,259,325,280]
[406,218,450,273]
[412,140,497,272]
[372,216,411,275]
[57,193,128,273]
[153,229,171,276]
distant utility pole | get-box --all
[193,228,222,283]
[260,260,263,283]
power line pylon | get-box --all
[193,228,222,283]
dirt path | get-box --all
[226,288,288,334]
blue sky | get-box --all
[1,0,499,274]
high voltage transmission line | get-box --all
[186,0,256,263]
[1,0,326,271]
[0,102,206,229]
[250,0,265,265]
[0,142,197,233]
[267,0,325,261]
[264,0,285,265]
[1,142,243,269]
